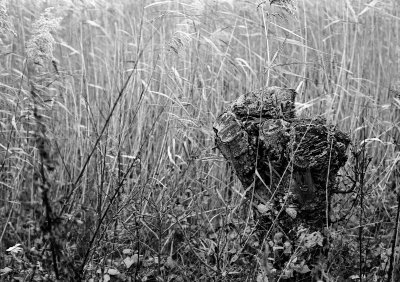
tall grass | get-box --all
[0,0,399,280]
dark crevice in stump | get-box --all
[213,87,350,281]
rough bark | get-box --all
[213,87,350,281]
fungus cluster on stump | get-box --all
[213,87,350,281]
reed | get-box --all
[0,0,399,280]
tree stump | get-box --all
[213,87,350,281]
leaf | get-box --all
[272,246,284,251]
[360,138,386,146]
[167,146,176,166]
[164,256,177,269]
[256,272,269,282]
[0,267,12,274]
[123,254,138,269]
[273,232,284,244]
[85,20,102,28]
[58,40,80,55]
[301,231,324,248]
[144,1,173,9]
[230,254,239,263]
[257,203,272,214]
[85,20,107,35]
[283,241,292,254]
[6,244,22,254]
[107,268,120,275]
[296,264,311,274]
[11,116,18,132]
[103,274,110,282]
[282,269,294,278]
[285,207,297,219]
[122,248,133,255]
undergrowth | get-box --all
[0,0,399,281]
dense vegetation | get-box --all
[0,0,399,281]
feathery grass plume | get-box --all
[182,0,206,15]
[0,0,15,37]
[270,0,297,15]
[168,19,195,55]
[168,31,192,55]
[26,7,61,66]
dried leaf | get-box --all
[0,267,12,274]
[123,255,138,269]
[285,207,297,219]
[302,232,324,248]
[257,204,271,214]
[283,241,292,254]
[122,248,133,255]
[230,254,239,263]
[103,274,110,282]
[6,244,22,254]
[164,256,177,269]
[256,272,269,282]
[297,264,311,274]
[107,268,120,275]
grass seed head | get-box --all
[0,0,15,36]
[26,7,61,66]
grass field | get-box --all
[0,0,399,281]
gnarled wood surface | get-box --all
[213,87,350,281]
